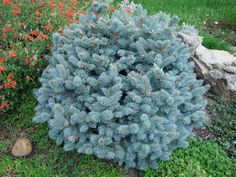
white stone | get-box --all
[180,33,236,98]
[196,45,236,66]
[178,32,202,49]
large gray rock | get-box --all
[179,33,236,99]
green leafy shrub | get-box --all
[207,95,236,158]
[0,0,91,114]
[144,138,236,177]
[33,1,208,170]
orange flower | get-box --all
[67,19,73,23]
[42,34,48,40]
[2,26,13,32]
[0,66,7,73]
[64,11,74,17]
[37,35,43,39]
[49,1,56,8]
[2,80,17,89]
[11,80,17,88]
[11,4,20,9]
[58,4,64,10]
[1,82,9,89]
[35,10,42,17]
[82,1,88,5]
[44,24,53,31]
[12,9,21,15]
[31,31,39,36]
[0,57,7,62]
[71,0,79,6]
[108,7,115,13]
[9,51,17,57]
[24,58,30,64]
[38,3,45,7]
[79,11,86,15]
[23,35,33,41]
[0,102,10,110]
[7,73,14,79]
[58,29,64,36]
[37,34,48,40]
[35,13,42,17]
[26,76,33,81]
[0,33,7,39]
[3,0,12,4]
[13,34,18,38]
[124,7,132,14]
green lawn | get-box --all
[133,0,236,23]
[132,0,236,51]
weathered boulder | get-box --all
[179,33,236,99]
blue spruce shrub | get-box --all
[33,1,208,170]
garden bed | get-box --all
[1,0,236,176]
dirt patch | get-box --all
[193,95,216,140]
[193,126,215,140]
[125,168,140,177]
[0,127,11,140]
[3,172,17,177]
[205,20,236,46]
[208,21,236,32]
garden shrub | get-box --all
[207,94,236,158]
[33,1,208,170]
[144,138,236,177]
[0,0,91,114]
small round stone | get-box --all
[11,138,32,157]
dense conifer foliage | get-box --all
[33,1,208,170]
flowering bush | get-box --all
[0,0,94,113]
